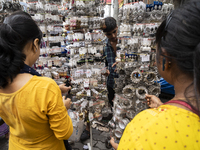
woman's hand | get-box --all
[59,84,71,94]
[62,96,72,109]
[102,69,110,77]
[110,137,118,150]
[145,94,163,108]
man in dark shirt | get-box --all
[80,17,119,142]
[102,17,119,107]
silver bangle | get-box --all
[126,110,136,119]
[114,128,123,138]
[135,99,148,111]
[135,86,148,99]
[119,118,130,130]
[144,71,157,85]
[122,85,135,98]
[148,85,161,97]
[130,69,143,83]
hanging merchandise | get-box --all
[0,1,22,23]
[25,0,74,85]
[60,0,113,145]
[107,0,175,142]
[17,0,175,148]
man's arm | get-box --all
[102,46,110,77]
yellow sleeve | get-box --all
[47,83,73,140]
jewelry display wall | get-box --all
[62,0,111,145]
[0,0,23,23]
[26,1,109,142]
[108,0,174,142]
[24,0,73,85]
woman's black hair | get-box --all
[103,17,117,33]
[0,11,42,88]
[156,0,200,116]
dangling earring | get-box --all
[162,57,166,71]
[168,61,171,68]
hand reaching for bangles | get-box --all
[145,94,163,108]
[62,96,72,110]
[110,137,118,150]
[59,84,71,94]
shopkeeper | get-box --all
[102,17,119,107]
[80,17,119,142]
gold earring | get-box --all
[168,61,171,67]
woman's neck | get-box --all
[173,77,194,100]
[0,74,33,94]
[172,75,198,108]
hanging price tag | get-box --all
[75,70,80,77]
[140,54,150,62]
[89,112,94,121]
[84,79,90,88]
[79,69,84,75]
[86,69,92,78]
[89,101,93,107]
[86,90,91,96]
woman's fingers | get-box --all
[62,96,66,101]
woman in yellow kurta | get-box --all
[110,1,200,149]
[0,11,73,150]
[117,102,200,150]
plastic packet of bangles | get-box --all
[100,66,107,74]
[80,99,88,109]
[71,87,80,95]
[115,87,123,94]
[140,38,151,51]
[139,62,150,70]
[43,67,52,78]
[90,78,98,87]
[133,24,144,35]
[122,85,135,98]
[51,69,60,79]
[150,53,156,67]
[52,57,63,67]
[135,99,148,112]
[73,68,84,79]
[91,88,100,97]
[94,85,107,94]
[115,94,134,108]
[126,109,136,119]
[68,109,80,121]
[71,98,85,110]
[143,70,158,85]
[115,78,124,85]
[124,62,135,74]
[118,118,130,130]
[54,78,65,85]
[161,3,174,17]
[76,89,86,99]
[124,76,132,85]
